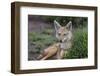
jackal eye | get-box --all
[58,33,61,35]
[63,34,66,36]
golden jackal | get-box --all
[37,20,73,60]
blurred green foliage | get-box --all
[42,16,87,28]
[64,27,88,59]
[29,29,57,52]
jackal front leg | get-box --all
[57,49,64,59]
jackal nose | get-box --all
[59,40,62,43]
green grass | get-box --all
[29,29,57,52]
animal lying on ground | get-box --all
[37,20,73,60]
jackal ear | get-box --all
[54,20,61,31]
[66,21,72,31]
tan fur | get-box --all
[37,43,60,60]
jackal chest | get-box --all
[60,42,72,50]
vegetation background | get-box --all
[28,15,88,60]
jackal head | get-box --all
[54,20,72,43]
